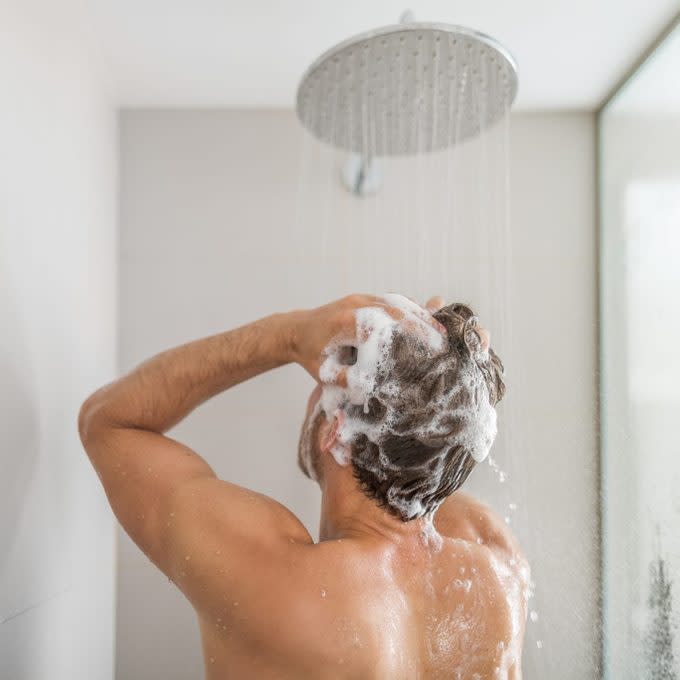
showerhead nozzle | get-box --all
[296,22,518,157]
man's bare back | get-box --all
[187,489,527,680]
[79,295,527,678]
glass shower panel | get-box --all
[600,19,680,680]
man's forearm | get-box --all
[80,312,297,436]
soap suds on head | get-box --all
[317,294,505,521]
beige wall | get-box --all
[0,4,117,679]
[118,110,599,678]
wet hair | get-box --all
[346,303,505,521]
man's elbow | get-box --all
[78,390,110,450]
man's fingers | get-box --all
[380,305,405,323]
[476,327,491,352]
[368,295,446,339]
[425,296,446,313]
[333,367,348,388]
[320,366,348,388]
[329,294,447,368]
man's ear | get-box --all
[319,411,343,453]
[320,412,353,466]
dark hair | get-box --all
[347,303,505,521]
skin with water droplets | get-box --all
[79,299,525,677]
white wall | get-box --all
[0,4,117,679]
[118,110,599,679]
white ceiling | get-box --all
[608,19,680,112]
[90,0,680,111]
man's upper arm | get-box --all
[80,421,312,599]
[162,477,313,613]
[81,422,217,568]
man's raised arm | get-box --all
[77,312,300,571]
[77,295,401,585]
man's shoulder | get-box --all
[435,491,523,559]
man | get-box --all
[79,294,529,679]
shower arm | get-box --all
[343,10,415,197]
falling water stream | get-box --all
[291,22,560,675]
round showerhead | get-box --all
[296,22,518,156]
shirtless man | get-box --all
[79,294,529,679]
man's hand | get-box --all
[289,294,446,382]
[290,295,383,380]
[425,295,445,314]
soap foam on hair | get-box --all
[318,294,499,519]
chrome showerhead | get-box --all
[296,21,518,157]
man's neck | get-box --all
[317,463,428,544]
